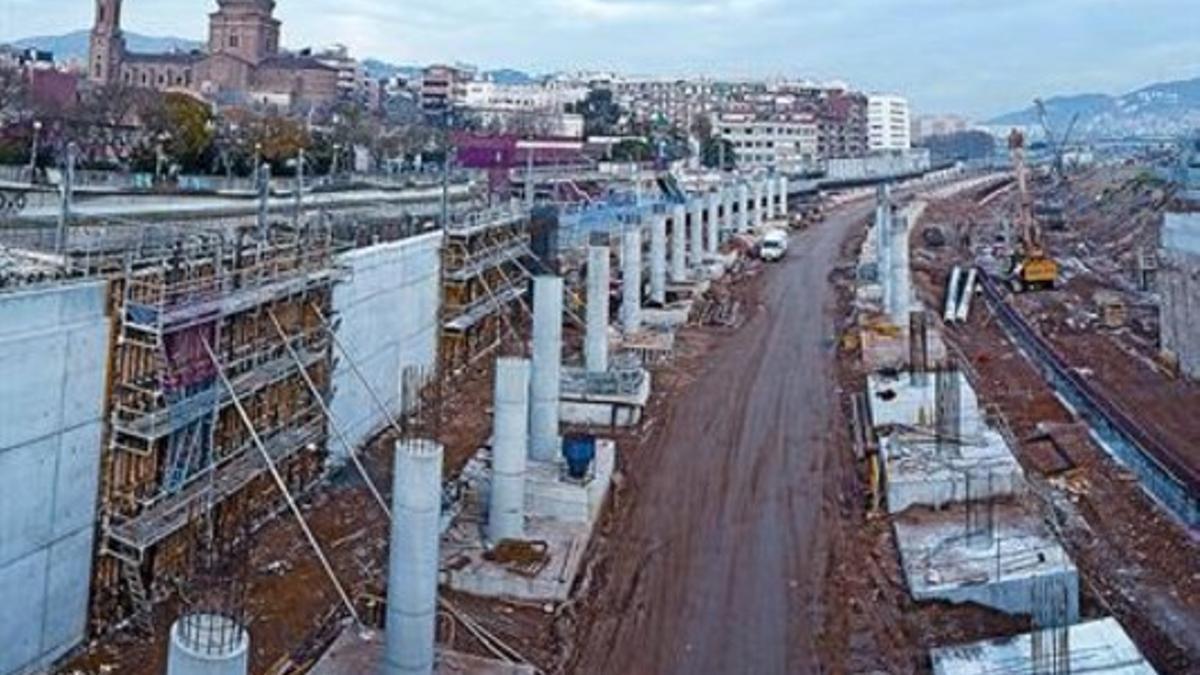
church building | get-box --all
[87,0,339,108]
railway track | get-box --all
[977,270,1199,528]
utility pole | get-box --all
[28,120,42,184]
[294,148,305,228]
[440,110,451,230]
[525,144,534,212]
[257,162,271,240]
[56,142,77,255]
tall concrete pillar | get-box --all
[386,439,443,675]
[585,244,610,374]
[736,183,750,232]
[689,198,704,268]
[753,180,765,228]
[670,203,687,283]
[649,212,667,305]
[489,358,530,543]
[168,614,250,675]
[706,192,720,254]
[529,276,563,462]
[778,175,789,217]
[621,225,643,333]
[721,188,732,237]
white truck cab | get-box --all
[759,229,789,262]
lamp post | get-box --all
[331,143,342,178]
[28,120,42,184]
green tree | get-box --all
[570,88,623,137]
[611,138,654,163]
[141,92,216,172]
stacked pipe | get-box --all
[385,439,443,675]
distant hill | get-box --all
[988,76,1200,139]
[362,59,539,85]
[12,29,202,62]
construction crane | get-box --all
[1034,98,1081,181]
[1008,129,1058,291]
[1032,98,1079,231]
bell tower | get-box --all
[88,0,125,84]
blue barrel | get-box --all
[562,435,597,480]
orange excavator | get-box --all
[1008,129,1058,291]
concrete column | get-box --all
[736,183,750,232]
[721,188,732,236]
[753,179,765,228]
[670,203,687,283]
[386,439,443,675]
[529,276,563,463]
[765,176,776,221]
[778,175,789,217]
[689,198,704,268]
[706,192,720,255]
[585,244,610,374]
[621,225,643,333]
[168,614,249,675]
[489,358,530,543]
[649,212,667,305]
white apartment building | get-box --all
[868,94,912,151]
[716,112,819,170]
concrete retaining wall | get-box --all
[1160,230,1200,379]
[329,232,443,457]
[0,281,110,675]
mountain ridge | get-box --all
[987,75,1200,138]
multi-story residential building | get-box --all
[715,111,819,170]
[868,94,912,151]
[913,114,969,142]
[421,64,473,118]
[810,89,869,159]
[461,80,586,137]
[313,44,380,111]
[608,77,719,130]
[718,82,868,161]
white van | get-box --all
[759,229,789,262]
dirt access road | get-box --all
[572,203,872,675]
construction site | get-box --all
[0,129,1197,675]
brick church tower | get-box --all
[88,0,125,84]
[208,0,281,66]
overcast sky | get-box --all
[2,0,1196,118]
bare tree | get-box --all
[0,64,30,125]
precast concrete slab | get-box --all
[641,305,693,330]
[441,441,615,602]
[310,628,537,675]
[618,329,677,367]
[560,367,652,428]
[879,430,1026,514]
[931,618,1158,675]
[867,370,984,438]
[893,503,1079,622]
